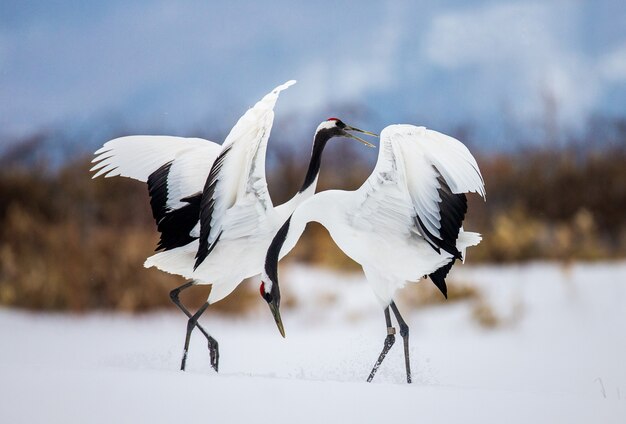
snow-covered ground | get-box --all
[1,263,625,423]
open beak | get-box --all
[343,125,378,148]
[269,299,286,338]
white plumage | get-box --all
[91,80,377,371]
[262,124,486,383]
[91,81,298,372]
[92,81,298,304]
[92,135,220,184]
[199,80,295,254]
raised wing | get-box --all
[91,136,218,183]
[92,135,221,251]
[194,80,296,269]
[351,124,485,259]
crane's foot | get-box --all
[208,337,219,372]
[180,347,189,371]
[390,301,412,384]
[180,301,210,372]
[367,329,396,382]
[399,323,411,384]
[170,281,218,371]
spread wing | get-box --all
[194,80,296,269]
[91,135,221,251]
[350,124,485,259]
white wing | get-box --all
[91,136,219,182]
[351,124,485,257]
[91,135,221,251]
[195,80,296,268]
[92,135,221,208]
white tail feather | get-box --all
[457,231,482,263]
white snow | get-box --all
[1,262,625,423]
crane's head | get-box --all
[260,275,285,338]
[260,217,291,338]
[315,118,378,148]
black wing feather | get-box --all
[429,259,455,299]
[154,194,201,251]
[147,161,172,224]
[147,162,202,252]
[194,144,232,269]
[416,168,467,259]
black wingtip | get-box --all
[433,277,448,299]
[453,249,463,261]
[147,161,173,224]
[429,259,456,299]
[193,248,205,271]
[194,224,210,271]
[195,145,232,271]
[429,270,448,298]
[153,193,202,253]
[417,171,468,259]
[194,231,222,271]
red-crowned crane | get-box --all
[260,124,485,383]
[92,80,376,371]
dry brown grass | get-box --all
[0,159,259,314]
[2,123,626,312]
[400,278,481,307]
[399,278,526,329]
[471,300,500,328]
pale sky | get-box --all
[2,0,626,151]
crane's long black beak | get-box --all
[344,125,378,148]
[269,299,285,338]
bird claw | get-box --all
[208,339,219,372]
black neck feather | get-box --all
[298,129,332,193]
[265,217,291,284]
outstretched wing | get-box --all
[92,135,221,251]
[91,136,218,183]
[351,124,485,259]
[194,80,296,269]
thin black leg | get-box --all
[170,282,209,337]
[390,301,412,384]
[170,282,219,372]
[367,307,395,382]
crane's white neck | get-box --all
[264,191,342,291]
[273,176,318,222]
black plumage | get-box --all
[429,259,454,299]
[147,161,202,252]
[154,193,202,251]
[416,168,466,260]
[195,144,232,269]
[264,217,291,285]
[147,161,172,224]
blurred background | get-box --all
[1,0,626,316]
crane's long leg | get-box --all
[170,282,219,372]
[180,301,212,371]
[173,302,219,371]
[170,283,217,350]
[390,301,411,384]
[367,307,395,382]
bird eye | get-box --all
[326,118,345,128]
